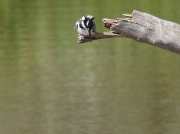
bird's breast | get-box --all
[77,28,89,36]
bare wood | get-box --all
[77,31,126,44]
[77,10,180,54]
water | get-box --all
[0,0,180,134]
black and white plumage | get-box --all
[74,15,96,43]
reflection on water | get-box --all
[0,0,180,134]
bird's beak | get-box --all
[91,17,95,20]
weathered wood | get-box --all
[77,31,126,44]
[77,10,180,54]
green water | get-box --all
[0,0,180,134]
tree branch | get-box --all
[77,10,180,54]
[77,31,127,43]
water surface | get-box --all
[0,0,180,134]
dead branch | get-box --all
[77,10,180,54]
[77,31,127,43]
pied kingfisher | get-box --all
[74,15,96,43]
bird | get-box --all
[74,15,96,43]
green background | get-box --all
[0,0,180,134]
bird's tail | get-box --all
[88,30,91,43]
